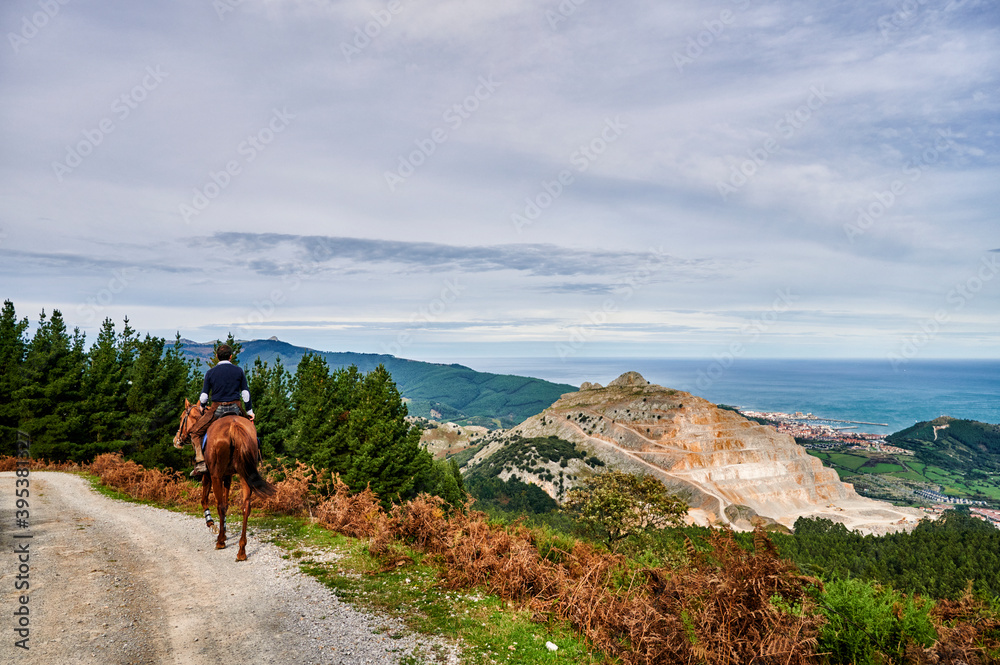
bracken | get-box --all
[4,453,997,665]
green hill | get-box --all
[802,417,1000,506]
[179,338,575,429]
[887,416,1000,474]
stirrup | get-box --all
[190,462,207,478]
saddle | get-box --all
[215,403,243,418]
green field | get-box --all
[887,470,925,482]
[865,462,905,474]
[822,452,868,470]
[807,448,1000,506]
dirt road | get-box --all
[0,472,454,665]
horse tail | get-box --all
[233,421,277,499]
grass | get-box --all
[887,470,926,482]
[810,447,1000,506]
[864,462,905,474]
[254,515,604,665]
[970,484,1000,500]
[827,453,869,471]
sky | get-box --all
[1,0,998,365]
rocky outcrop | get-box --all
[469,372,925,534]
[607,371,648,388]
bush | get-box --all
[817,577,936,665]
[563,470,688,550]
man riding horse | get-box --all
[180,343,255,477]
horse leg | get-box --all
[236,477,252,562]
[215,474,230,549]
[201,474,217,533]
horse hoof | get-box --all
[236,553,247,562]
[216,543,226,550]
[209,524,218,534]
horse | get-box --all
[173,399,277,561]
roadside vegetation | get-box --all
[5,455,999,664]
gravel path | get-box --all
[0,472,460,665]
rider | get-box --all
[187,343,255,477]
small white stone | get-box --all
[546,641,558,651]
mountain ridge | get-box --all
[177,337,575,429]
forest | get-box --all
[0,301,462,506]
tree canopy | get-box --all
[563,470,689,550]
[0,301,456,507]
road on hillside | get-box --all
[0,472,455,665]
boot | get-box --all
[190,432,207,477]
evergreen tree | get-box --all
[286,353,347,464]
[0,300,28,454]
[247,356,294,456]
[79,318,131,456]
[124,334,194,468]
[777,511,1000,599]
[343,364,431,505]
[16,309,87,460]
[415,457,467,508]
[207,333,242,368]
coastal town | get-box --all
[739,408,910,452]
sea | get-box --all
[447,358,1000,435]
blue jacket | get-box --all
[199,361,254,413]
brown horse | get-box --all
[173,399,277,561]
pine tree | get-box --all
[124,334,195,468]
[415,458,467,507]
[79,318,131,456]
[247,356,293,457]
[286,353,345,464]
[0,301,28,454]
[207,333,242,368]
[16,310,87,460]
[343,364,431,505]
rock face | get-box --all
[471,372,924,534]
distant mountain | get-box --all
[464,371,925,534]
[887,416,1000,474]
[178,338,576,429]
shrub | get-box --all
[563,470,688,550]
[817,577,936,664]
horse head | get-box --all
[173,398,201,447]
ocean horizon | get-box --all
[441,357,1000,435]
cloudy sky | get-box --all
[1,0,998,363]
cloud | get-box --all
[205,232,734,279]
[0,249,184,275]
[0,0,997,359]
